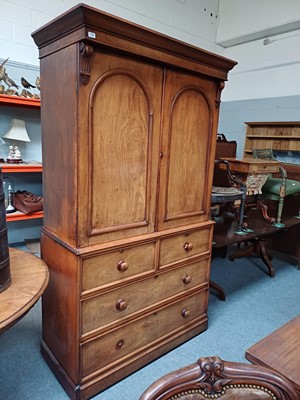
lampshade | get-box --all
[2,119,31,142]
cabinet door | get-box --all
[158,69,217,231]
[78,50,163,245]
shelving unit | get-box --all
[0,94,42,223]
[0,94,40,109]
[2,163,43,222]
[244,121,300,155]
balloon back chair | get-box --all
[252,149,300,227]
[139,355,298,400]
[211,159,247,233]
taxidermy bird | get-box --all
[4,73,19,89]
[36,76,40,91]
[21,77,36,89]
[0,58,9,81]
[0,68,5,83]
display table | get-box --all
[245,315,300,395]
[220,157,282,225]
[221,158,280,195]
[0,248,49,334]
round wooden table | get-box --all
[0,247,49,334]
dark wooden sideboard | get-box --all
[32,4,236,399]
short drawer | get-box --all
[81,290,208,378]
[81,258,209,335]
[159,227,211,266]
[248,164,279,174]
[82,243,155,291]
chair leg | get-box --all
[236,187,246,232]
[275,177,286,226]
[276,196,284,225]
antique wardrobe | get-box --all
[32,4,236,399]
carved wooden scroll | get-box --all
[79,42,94,85]
[215,81,225,108]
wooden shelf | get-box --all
[0,94,40,108]
[245,121,300,126]
[2,164,43,222]
[247,135,300,139]
[6,211,43,222]
[1,163,42,173]
[244,122,300,158]
[1,94,42,224]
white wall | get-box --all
[222,30,300,101]
[0,0,223,68]
[217,0,300,101]
[217,0,300,46]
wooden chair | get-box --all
[210,135,247,301]
[214,134,237,187]
[211,159,247,233]
[212,134,246,233]
[139,355,298,400]
[253,149,300,226]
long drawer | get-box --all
[82,242,156,292]
[81,290,208,378]
[81,258,209,335]
[159,226,211,267]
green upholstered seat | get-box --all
[253,148,300,225]
[263,177,300,198]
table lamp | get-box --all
[2,119,31,164]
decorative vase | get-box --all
[2,175,15,213]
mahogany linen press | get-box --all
[32,4,236,399]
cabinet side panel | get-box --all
[41,232,80,384]
[40,45,78,245]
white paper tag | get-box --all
[88,31,96,39]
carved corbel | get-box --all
[79,42,94,85]
[215,81,225,108]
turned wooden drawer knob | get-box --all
[116,298,127,311]
[116,339,124,350]
[183,242,193,252]
[117,260,129,272]
[181,308,190,318]
[182,274,191,284]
